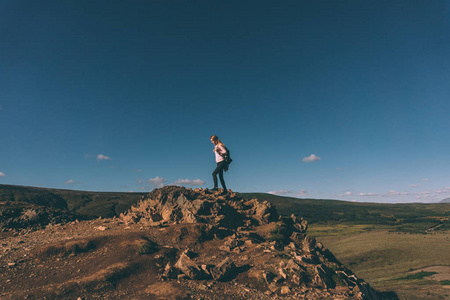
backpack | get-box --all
[220,147,233,172]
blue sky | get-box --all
[1,1,449,203]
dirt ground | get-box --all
[1,218,357,300]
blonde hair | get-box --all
[210,135,225,147]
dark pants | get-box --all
[212,161,227,190]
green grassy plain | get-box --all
[315,228,450,300]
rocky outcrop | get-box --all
[120,186,384,300]
[0,201,79,231]
[120,186,279,228]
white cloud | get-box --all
[423,178,429,182]
[296,190,307,196]
[64,179,77,184]
[387,190,409,196]
[268,190,292,195]
[302,154,321,162]
[416,190,432,195]
[148,176,168,188]
[0,172,5,177]
[97,154,111,160]
[173,179,205,186]
[338,191,353,197]
[409,184,420,187]
[359,192,378,196]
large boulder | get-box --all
[174,253,204,280]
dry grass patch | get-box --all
[317,230,450,300]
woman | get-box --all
[210,135,228,193]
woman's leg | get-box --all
[218,168,227,190]
[212,161,227,191]
[212,166,219,188]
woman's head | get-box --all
[210,135,221,145]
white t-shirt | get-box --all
[214,144,227,163]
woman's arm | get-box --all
[216,145,227,155]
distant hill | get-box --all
[241,192,450,233]
[0,184,146,218]
[1,184,449,233]
[440,198,450,203]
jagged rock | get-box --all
[211,257,236,281]
[286,259,301,271]
[279,268,287,280]
[290,232,305,245]
[302,236,316,253]
[268,283,279,293]
[291,214,308,233]
[201,264,213,276]
[313,264,335,289]
[354,281,381,300]
[280,286,290,295]
[174,253,204,280]
[181,248,196,259]
[120,186,279,229]
[163,262,180,279]
[262,271,276,284]
[249,199,279,224]
[222,235,243,251]
[292,274,301,285]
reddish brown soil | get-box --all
[1,217,375,300]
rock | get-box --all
[268,283,279,293]
[163,263,180,279]
[201,264,213,276]
[313,264,335,289]
[262,271,276,284]
[281,286,290,295]
[181,248,196,259]
[302,236,316,253]
[94,226,107,231]
[292,274,301,285]
[211,257,236,281]
[286,259,301,270]
[120,186,281,230]
[225,236,243,247]
[290,232,305,245]
[279,268,287,280]
[174,253,204,280]
[355,281,381,300]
